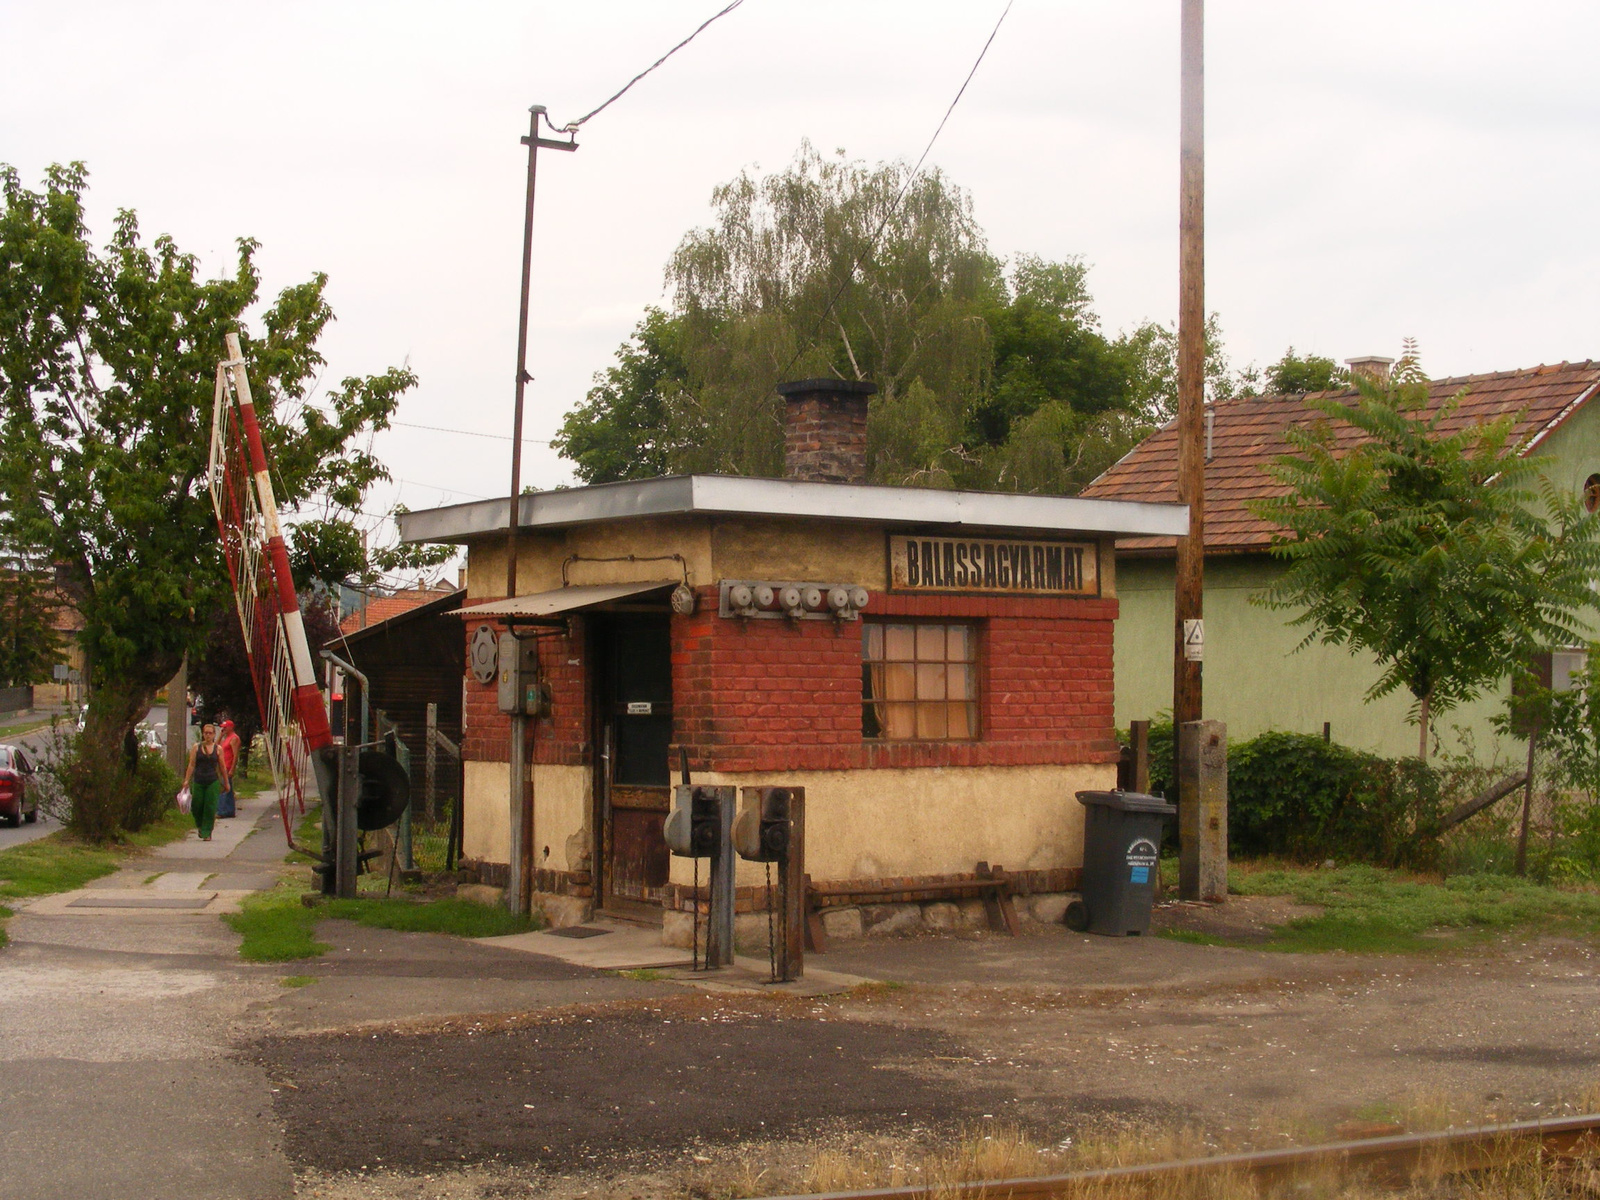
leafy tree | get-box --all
[558,145,1231,495]
[0,552,62,687]
[0,163,414,837]
[552,307,688,484]
[1265,347,1347,395]
[1250,353,1600,758]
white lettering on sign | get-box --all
[626,701,653,716]
[1183,618,1204,662]
[888,535,1098,597]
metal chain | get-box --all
[766,860,776,981]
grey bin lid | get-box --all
[1075,789,1177,816]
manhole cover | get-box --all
[542,926,613,939]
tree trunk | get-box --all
[72,678,160,841]
[1418,692,1431,759]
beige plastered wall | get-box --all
[468,518,1119,603]
[462,760,591,871]
[667,763,1112,889]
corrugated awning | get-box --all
[455,580,677,619]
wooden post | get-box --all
[705,787,737,969]
[1174,0,1207,900]
[425,702,438,823]
[1515,732,1537,876]
[1129,719,1151,794]
[1323,721,1331,744]
[1178,720,1227,902]
[780,788,805,981]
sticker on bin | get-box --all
[1126,837,1159,887]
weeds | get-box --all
[225,883,543,961]
[1229,861,1600,954]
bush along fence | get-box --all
[1121,723,1460,871]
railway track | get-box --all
[760,1113,1600,1199]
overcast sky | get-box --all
[5,1,1597,572]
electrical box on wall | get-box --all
[496,632,551,717]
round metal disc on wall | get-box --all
[469,624,498,683]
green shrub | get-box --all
[1121,724,1446,868]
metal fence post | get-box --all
[425,702,438,823]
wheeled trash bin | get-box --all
[1074,790,1177,936]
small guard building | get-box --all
[396,380,1187,940]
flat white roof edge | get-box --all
[397,474,1189,544]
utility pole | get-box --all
[1174,0,1209,898]
[504,105,576,915]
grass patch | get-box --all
[279,975,315,988]
[225,883,328,962]
[1231,861,1600,954]
[1156,927,1228,947]
[320,896,542,938]
[618,968,666,982]
[285,802,323,865]
[224,887,542,962]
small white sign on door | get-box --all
[626,701,653,716]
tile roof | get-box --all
[339,585,459,636]
[1080,361,1600,554]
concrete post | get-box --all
[1178,719,1227,901]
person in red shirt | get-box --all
[217,719,242,819]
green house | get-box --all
[1081,361,1600,760]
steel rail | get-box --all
[756,1113,1600,1200]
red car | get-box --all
[0,745,38,826]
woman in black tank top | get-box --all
[183,723,231,841]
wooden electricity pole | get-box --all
[1174,0,1207,898]
[504,105,576,915]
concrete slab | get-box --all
[480,917,694,971]
[68,895,217,910]
[156,792,280,861]
[150,871,214,891]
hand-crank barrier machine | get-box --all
[665,753,806,982]
[208,332,409,897]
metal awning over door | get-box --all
[455,580,677,620]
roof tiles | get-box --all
[1079,362,1600,554]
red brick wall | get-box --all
[461,588,1119,774]
[461,613,588,766]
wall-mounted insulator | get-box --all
[718,579,871,622]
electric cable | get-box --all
[550,0,747,132]
[391,420,551,445]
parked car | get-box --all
[0,745,38,826]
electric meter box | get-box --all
[496,632,545,716]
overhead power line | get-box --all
[550,0,746,131]
[391,418,550,445]
[781,0,1014,381]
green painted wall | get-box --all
[1111,396,1600,762]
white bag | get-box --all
[176,787,191,815]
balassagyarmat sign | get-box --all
[888,535,1098,596]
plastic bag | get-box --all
[176,786,191,815]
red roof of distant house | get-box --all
[339,584,458,636]
[1079,361,1600,554]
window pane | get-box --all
[946,624,972,662]
[883,702,916,739]
[916,662,946,700]
[884,624,916,661]
[947,664,973,700]
[916,625,945,661]
[863,623,883,661]
[916,703,948,740]
[885,662,916,701]
[862,701,883,738]
[947,702,974,739]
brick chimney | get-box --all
[777,378,878,484]
[1345,356,1395,388]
